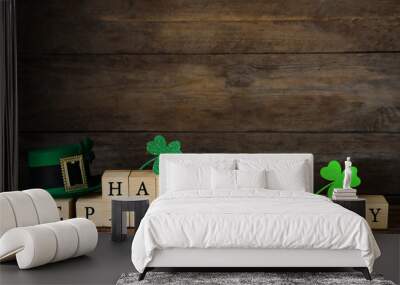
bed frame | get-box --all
[141,248,370,280]
[139,154,371,281]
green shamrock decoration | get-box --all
[139,135,182,175]
[316,160,361,198]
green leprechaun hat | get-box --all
[28,138,101,198]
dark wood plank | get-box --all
[19,132,400,195]
[18,0,400,54]
[19,53,400,132]
[18,16,400,54]
[18,0,400,21]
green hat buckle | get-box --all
[28,138,101,198]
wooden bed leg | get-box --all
[361,268,372,281]
[138,268,148,281]
[354,267,371,280]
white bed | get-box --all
[131,154,380,280]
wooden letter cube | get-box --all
[102,170,131,201]
[55,198,75,220]
[129,170,157,202]
[76,195,111,227]
[359,195,389,229]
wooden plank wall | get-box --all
[17,0,400,196]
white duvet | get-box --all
[131,190,380,273]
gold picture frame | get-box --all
[60,155,88,192]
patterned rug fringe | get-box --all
[116,271,395,285]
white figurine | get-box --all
[343,157,352,190]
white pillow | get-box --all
[266,168,306,191]
[211,168,236,190]
[236,169,267,189]
[167,163,211,191]
[238,159,308,191]
[166,159,236,171]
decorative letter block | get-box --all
[128,170,157,227]
[129,170,157,201]
[102,170,131,201]
[76,195,111,227]
[55,198,75,221]
[359,195,389,229]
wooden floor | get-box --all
[0,233,134,285]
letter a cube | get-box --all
[129,170,157,202]
[102,170,131,201]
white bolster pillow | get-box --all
[0,189,59,237]
[0,226,57,268]
[24,189,60,224]
[65,218,98,257]
[1,191,39,227]
[0,196,17,237]
[42,221,79,263]
[0,218,97,269]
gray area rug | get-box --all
[117,272,396,285]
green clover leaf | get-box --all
[349,167,361,188]
[317,160,362,198]
[166,141,181,153]
[320,160,342,182]
[140,135,182,175]
[146,135,167,155]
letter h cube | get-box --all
[102,170,131,201]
